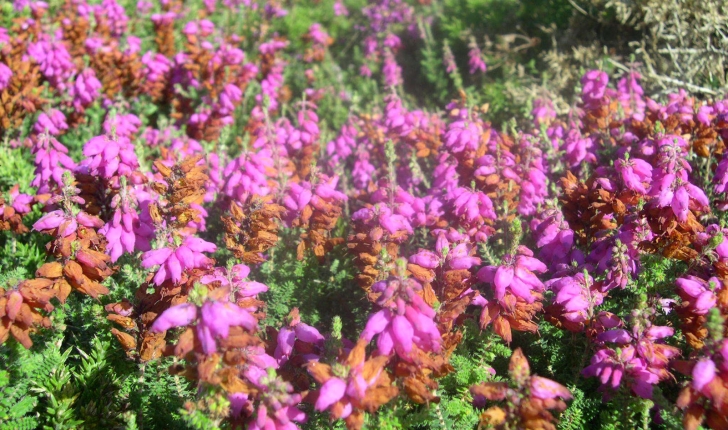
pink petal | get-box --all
[673,186,690,222]
[493,266,514,300]
[692,359,716,391]
[315,378,347,411]
[361,310,391,342]
[391,315,414,354]
[150,303,197,332]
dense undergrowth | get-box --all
[1,0,728,429]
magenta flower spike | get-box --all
[0,62,12,91]
[616,155,652,194]
[69,69,102,110]
[151,297,258,355]
[477,246,547,303]
[467,38,486,75]
[692,359,716,392]
[141,236,216,286]
[360,271,441,360]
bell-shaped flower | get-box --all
[360,275,441,360]
[151,298,257,354]
[616,155,652,194]
[141,236,216,286]
[477,246,547,303]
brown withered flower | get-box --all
[470,348,572,430]
[0,277,54,348]
[223,198,284,264]
[306,339,398,430]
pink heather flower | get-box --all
[675,275,720,315]
[369,185,425,226]
[359,64,373,78]
[714,156,728,195]
[531,210,578,268]
[34,208,103,237]
[286,109,320,151]
[383,33,402,50]
[333,0,348,16]
[4,185,33,215]
[477,246,547,303]
[31,134,76,192]
[582,346,657,399]
[326,123,356,169]
[587,321,678,399]
[532,98,557,127]
[581,70,609,105]
[314,174,347,202]
[351,147,376,190]
[352,205,414,237]
[616,155,652,194]
[361,274,441,359]
[151,299,257,354]
[518,167,548,216]
[650,173,709,222]
[137,0,152,14]
[409,250,440,269]
[200,264,269,305]
[142,52,172,82]
[530,376,572,400]
[28,38,76,90]
[94,0,129,37]
[616,71,646,121]
[182,21,201,36]
[141,236,217,286]
[34,109,68,136]
[247,372,306,430]
[696,104,714,126]
[308,23,330,45]
[382,50,402,87]
[315,377,347,411]
[103,113,141,138]
[274,318,325,364]
[450,187,496,224]
[439,231,483,270]
[69,68,102,110]
[81,134,139,179]
[309,346,394,420]
[443,43,457,74]
[692,358,716,392]
[215,84,243,117]
[589,236,636,291]
[0,63,12,91]
[468,38,486,74]
[222,150,275,202]
[13,0,48,12]
[99,188,154,262]
[409,234,481,272]
[383,95,412,136]
[547,272,604,328]
[697,224,728,262]
[444,117,481,153]
[564,129,596,167]
[258,39,289,55]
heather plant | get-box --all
[3,1,728,429]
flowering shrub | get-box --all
[1,1,728,429]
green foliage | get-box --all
[0,0,718,428]
[557,386,601,430]
[0,144,35,193]
[258,230,370,337]
[0,369,40,430]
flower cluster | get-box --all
[4,1,728,427]
[470,348,572,429]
